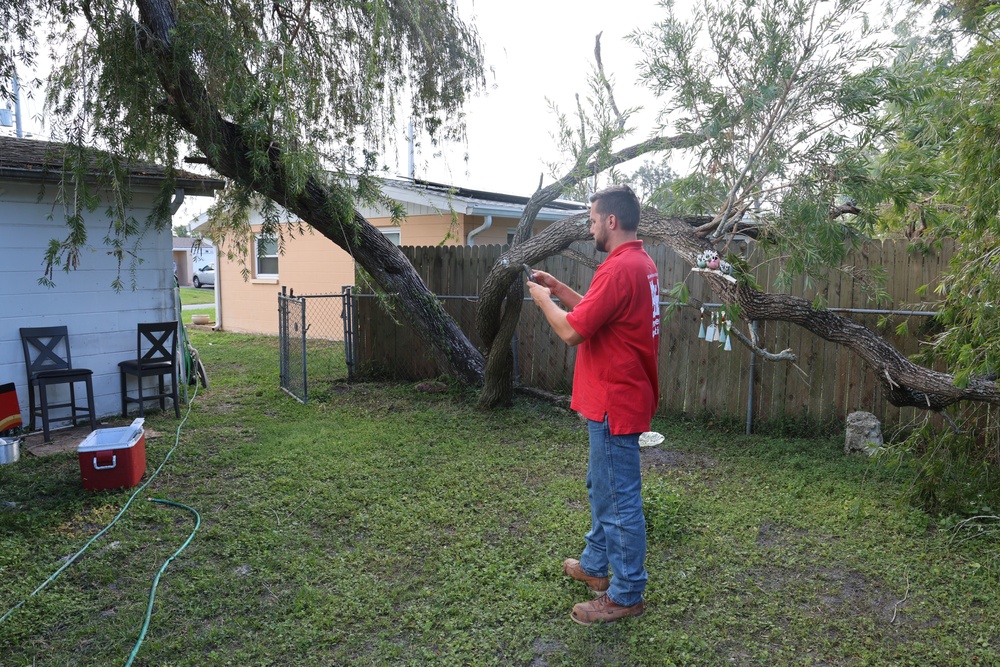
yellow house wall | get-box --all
[216,209,557,336]
[217,212,474,336]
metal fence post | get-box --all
[299,294,308,402]
[341,285,356,380]
[278,286,288,391]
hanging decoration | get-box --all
[696,307,737,352]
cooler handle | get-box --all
[93,455,118,470]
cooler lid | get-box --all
[78,418,145,452]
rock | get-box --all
[845,411,883,456]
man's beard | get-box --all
[595,238,607,253]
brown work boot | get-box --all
[571,593,645,626]
[562,558,610,592]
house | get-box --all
[192,177,587,336]
[0,136,224,428]
[172,236,216,287]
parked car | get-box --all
[193,263,215,288]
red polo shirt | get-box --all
[565,240,660,435]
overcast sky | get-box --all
[404,0,666,195]
[5,0,669,215]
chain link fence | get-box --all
[278,287,354,403]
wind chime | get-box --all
[698,307,733,351]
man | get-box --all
[526,184,660,626]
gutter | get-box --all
[0,168,225,195]
[468,204,583,222]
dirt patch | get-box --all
[529,638,566,667]
[756,520,810,548]
[745,564,906,623]
[640,446,717,471]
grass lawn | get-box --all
[180,307,215,326]
[178,287,215,326]
[1,331,998,666]
[179,287,215,306]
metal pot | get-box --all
[0,436,21,464]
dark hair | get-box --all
[589,185,640,231]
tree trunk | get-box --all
[475,133,709,408]
[131,0,1000,411]
[133,0,485,384]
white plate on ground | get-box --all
[639,431,665,448]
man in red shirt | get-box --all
[527,184,660,625]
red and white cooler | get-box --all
[77,418,147,491]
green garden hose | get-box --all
[124,498,201,667]
[0,384,202,667]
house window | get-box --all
[255,236,279,277]
[506,229,517,247]
[381,227,401,246]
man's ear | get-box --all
[606,214,618,229]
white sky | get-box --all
[404,0,666,195]
[4,0,669,218]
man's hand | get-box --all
[526,274,584,346]
[526,270,583,310]
[529,269,559,290]
[526,279,552,305]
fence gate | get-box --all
[278,288,307,401]
[278,286,356,403]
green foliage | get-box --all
[644,476,690,543]
[655,172,729,218]
[879,416,1000,516]
[663,280,690,318]
[855,8,1000,464]
[630,0,892,281]
[629,159,677,207]
[544,59,640,201]
[2,0,484,281]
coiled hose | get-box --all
[1,384,201,667]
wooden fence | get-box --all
[355,239,955,429]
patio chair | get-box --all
[119,321,181,418]
[19,326,97,443]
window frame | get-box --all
[254,235,280,278]
[380,227,402,246]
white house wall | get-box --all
[0,179,180,429]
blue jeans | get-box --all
[579,417,647,606]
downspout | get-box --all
[169,188,185,214]
[169,189,186,323]
[467,215,492,246]
[213,259,223,330]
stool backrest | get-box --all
[20,326,74,377]
[136,322,178,368]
